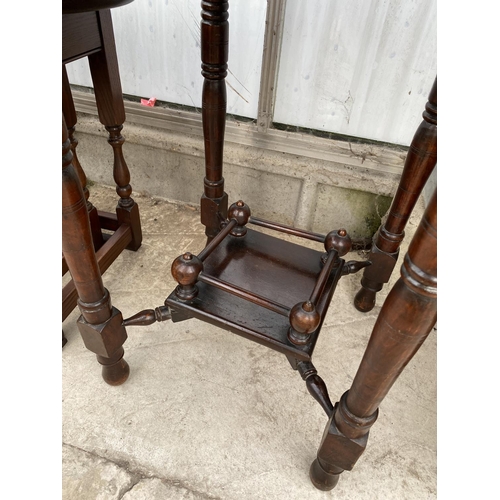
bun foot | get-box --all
[98,348,130,386]
[309,459,340,491]
[354,287,376,312]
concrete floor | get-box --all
[62,184,436,500]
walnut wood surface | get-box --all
[62,12,102,64]
[63,114,130,384]
[63,65,105,251]
[311,190,437,490]
[200,0,230,240]
[162,1,439,492]
[166,228,343,360]
[62,224,132,321]
[88,10,126,126]
[63,0,134,14]
[62,5,142,328]
[97,211,120,231]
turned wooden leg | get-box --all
[354,77,437,312]
[200,0,229,242]
[62,114,130,386]
[88,9,142,251]
[311,190,437,490]
[62,65,105,251]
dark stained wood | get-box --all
[97,210,120,231]
[63,114,130,385]
[200,0,230,240]
[63,65,105,251]
[63,0,134,14]
[288,244,341,346]
[62,224,132,321]
[197,219,237,261]
[309,250,338,304]
[310,190,437,490]
[297,361,334,417]
[62,1,142,327]
[249,216,325,243]
[354,77,437,312]
[197,272,291,317]
[118,1,437,492]
[62,12,101,63]
[166,228,344,360]
[123,306,171,327]
[62,254,69,276]
[87,10,125,125]
[227,200,251,237]
[86,9,142,251]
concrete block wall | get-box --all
[73,112,402,240]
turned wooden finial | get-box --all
[228,200,251,237]
[288,301,321,345]
[324,229,352,256]
[106,124,134,208]
[171,252,203,300]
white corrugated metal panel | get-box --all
[273,0,437,146]
[65,0,267,119]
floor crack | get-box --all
[63,443,223,500]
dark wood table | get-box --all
[62,0,141,384]
[121,0,437,492]
[62,0,437,491]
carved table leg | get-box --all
[354,77,437,312]
[311,190,437,490]
[63,114,130,385]
[200,0,229,242]
[62,65,105,250]
[88,9,142,251]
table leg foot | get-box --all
[353,277,381,312]
[98,347,130,386]
[309,459,341,491]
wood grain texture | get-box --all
[311,190,437,491]
[166,228,343,360]
[62,12,101,63]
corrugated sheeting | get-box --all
[66,0,267,118]
[66,0,436,146]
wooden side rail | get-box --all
[62,223,132,321]
[127,201,369,353]
[309,250,339,305]
[249,216,326,243]
[197,273,291,317]
[197,219,237,261]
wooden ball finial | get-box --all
[324,229,352,256]
[228,200,251,226]
[288,301,320,345]
[171,252,203,287]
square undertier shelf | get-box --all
[166,228,345,362]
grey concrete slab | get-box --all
[63,184,436,499]
[62,444,137,499]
